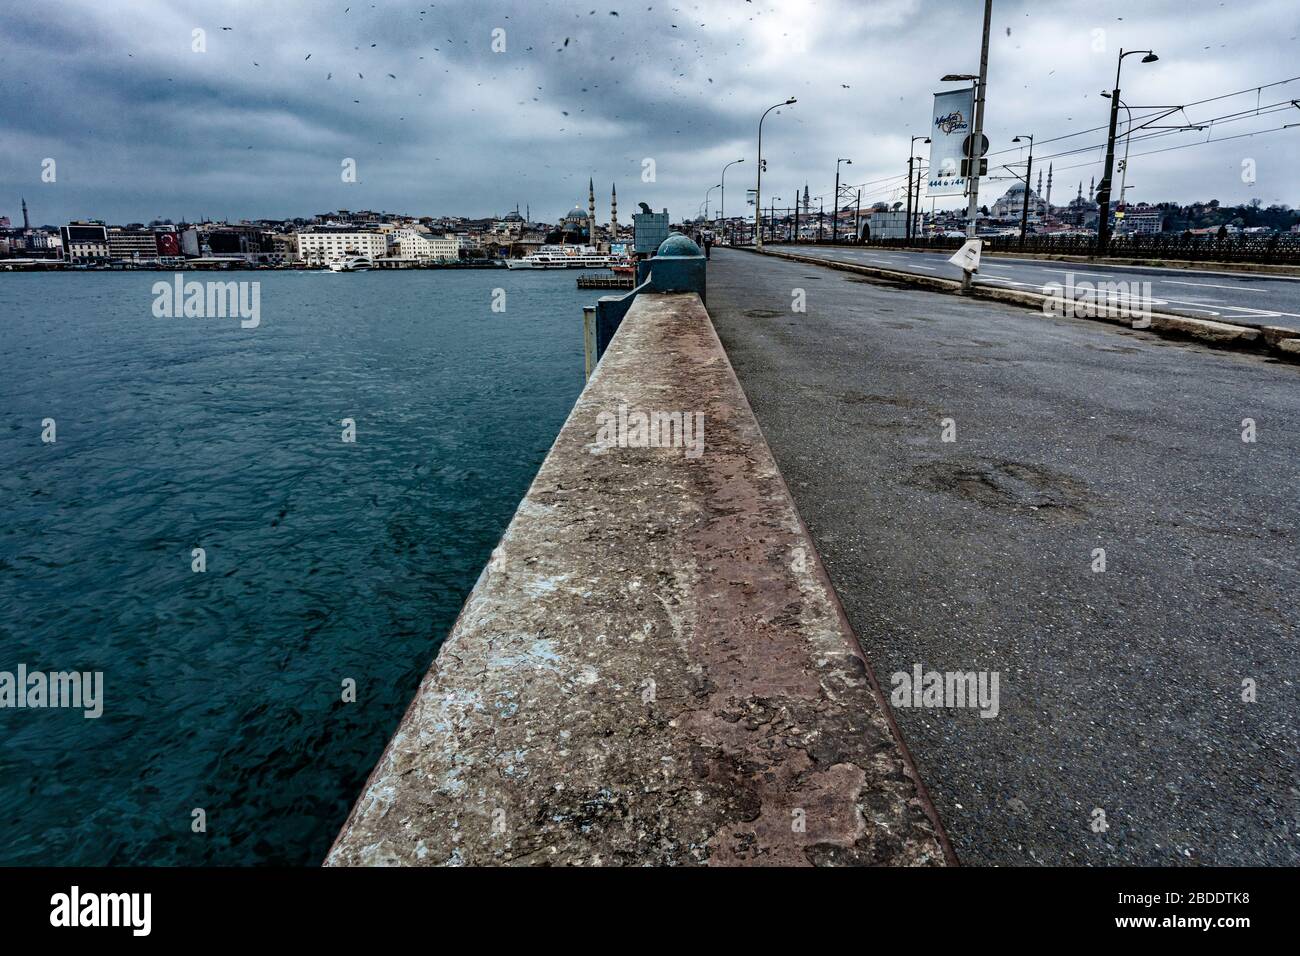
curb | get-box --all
[742,246,1300,362]
[775,244,1300,278]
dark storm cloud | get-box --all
[2,0,1297,226]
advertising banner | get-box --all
[928,88,976,197]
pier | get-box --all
[327,237,949,866]
[576,273,635,289]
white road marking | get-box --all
[1161,280,1266,292]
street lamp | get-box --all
[1011,133,1034,247]
[1096,48,1158,253]
[832,158,852,243]
[755,97,797,250]
[703,183,721,221]
[720,158,744,227]
[906,135,930,243]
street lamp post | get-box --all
[768,197,782,244]
[1096,48,1158,254]
[720,159,744,239]
[832,158,852,243]
[906,135,929,243]
[755,98,797,250]
[1012,133,1034,248]
[703,183,720,221]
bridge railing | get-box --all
[791,233,1300,265]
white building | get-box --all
[394,230,461,261]
[297,231,388,263]
[1117,204,1164,236]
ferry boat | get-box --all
[327,256,373,272]
[506,245,622,270]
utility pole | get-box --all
[905,156,915,244]
[913,166,924,238]
[961,0,993,292]
[832,158,851,243]
[854,189,861,243]
[1096,49,1158,255]
[907,135,930,244]
[817,199,824,242]
[1013,134,1034,249]
[793,188,800,243]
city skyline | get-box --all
[2,0,1299,226]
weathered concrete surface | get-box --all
[327,291,950,866]
[705,249,1299,866]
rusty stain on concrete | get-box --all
[325,291,951,867]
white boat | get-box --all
[506,244,622,269]
[327,256,373,272]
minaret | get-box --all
[610,183,617,238]
[802,184,810,215]
[587,177,596,245]
[21,197,30,231]
[1089,176,1095,203]
[1045,164,1053,210]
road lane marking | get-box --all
[1161,280,1267,292]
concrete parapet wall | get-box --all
[326,291,950,866]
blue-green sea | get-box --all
[0,269,588,865]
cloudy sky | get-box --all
[2,0,1298,227]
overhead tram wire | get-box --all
[980,74,1300,162]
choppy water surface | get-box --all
[0,269,587,864]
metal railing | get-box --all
[852,233,1300,265]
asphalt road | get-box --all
[768,243,1300,332]
[707,248,1298,866]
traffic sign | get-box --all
[962,133,990,158]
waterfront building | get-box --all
[107,227,163,261]
[271,233,300,263]
[394,230,461,260]
[205,225,277,262]
[59,221,109,262]
[297,230,389,265]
